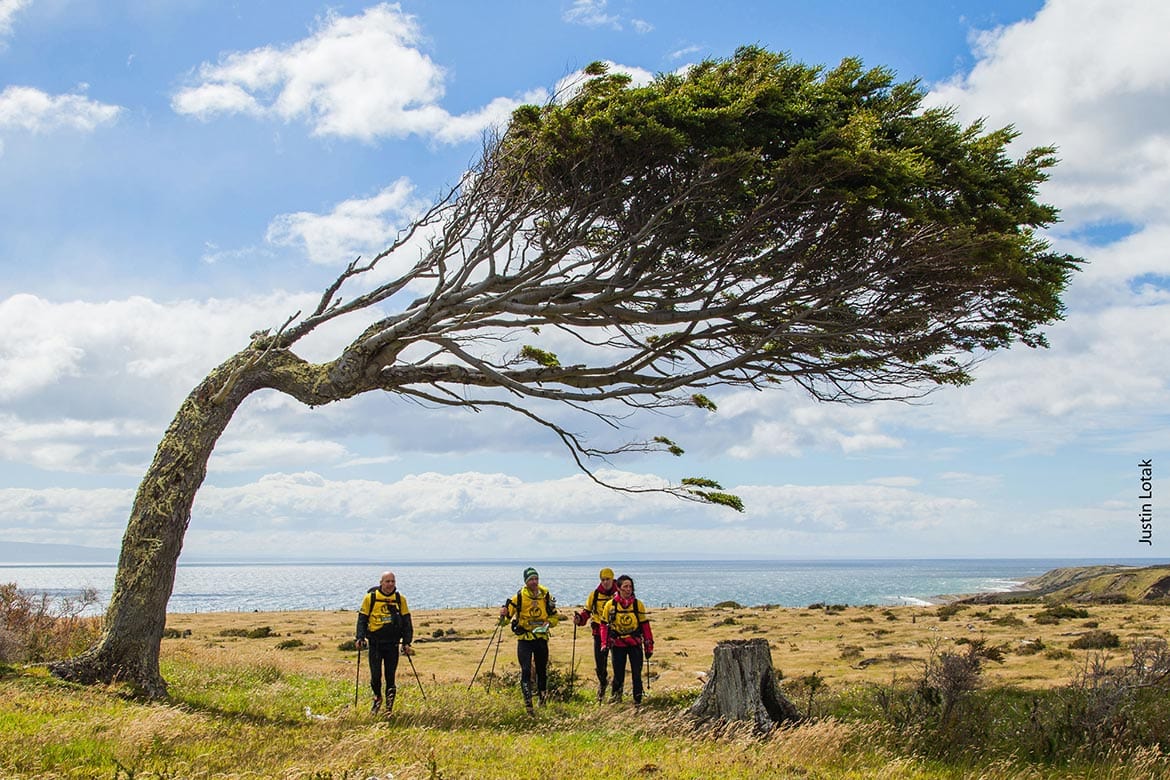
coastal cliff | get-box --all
[962,563,1170,604]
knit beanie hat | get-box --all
[523,567,539,582]
[599,567,615,580]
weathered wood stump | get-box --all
[688,638,801,730]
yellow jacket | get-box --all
[504,585,560,641]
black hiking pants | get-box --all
[516,638,549,694]
[610,643,644,703]
[592,630,609,684]
[367,638,400,697]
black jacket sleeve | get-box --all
[356,609,369,640]
[401,613,414,646]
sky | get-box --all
[1,0,1168,563]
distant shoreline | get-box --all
[11,558,1170,613]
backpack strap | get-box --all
[366,587,402,616]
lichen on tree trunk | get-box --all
[688,638,801,730]
[48,353,257,698]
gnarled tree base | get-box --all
[49,643,168,700]
[688,638,800,730]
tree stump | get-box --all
[688,638,800,730]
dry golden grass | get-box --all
[5,601,1170,779]
[162,600,1170,696]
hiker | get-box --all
[600,574,653,706]
[355,571,414,715]
[574,566,618,702]
[499,566,560,714]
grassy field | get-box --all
[3,600,1170,778]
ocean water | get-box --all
[4,558,1164,614]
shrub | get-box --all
[1034,604,1090,623]
[276,639,305,650]
[935,604,967,621]
[1070,630,1120,650]
[0,582,101,663]
[1016,638,1045,655]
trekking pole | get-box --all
[468,619,502,690]
[645,649,652,695]
[353,644,362,707]
[405,649,427,701]
[569,619,578,699]
[487,621,504,693]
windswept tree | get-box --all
[51,47,1078,697]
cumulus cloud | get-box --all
[168,468,981,558]
[0,292,322,474]
[0,86,122,132]
[0,460,1111,559]
[0,486,132,549]
[0,0,29,41]
[265,178,421,265]
[927,0,1170,230]
[171,4,544,143]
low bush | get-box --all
[0,582,101,663]
[1034,604,1090,624]
[1070,630,1120,650]
[934,604,967,621]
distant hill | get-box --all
[961,563,1170,604]
[0,540,118,564]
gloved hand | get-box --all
[573,610,588,627]
[645,641,654,658]
[355,637,367,650]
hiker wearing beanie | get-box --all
[499,567,560,714]
[600,574,654,706]
[574,567,618,702]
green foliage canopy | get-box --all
[496,47,1077,397]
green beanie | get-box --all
[523,567,539,582]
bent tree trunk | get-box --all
[49,352,259,698]
[689,638,801,730]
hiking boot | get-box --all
[370,697,382,714]
[538,691,548,707]
[596,680,606,703]
[384,687,396,715]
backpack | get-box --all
[364,586,404,631]
[509,586,555,635]
[607,598,644,638]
